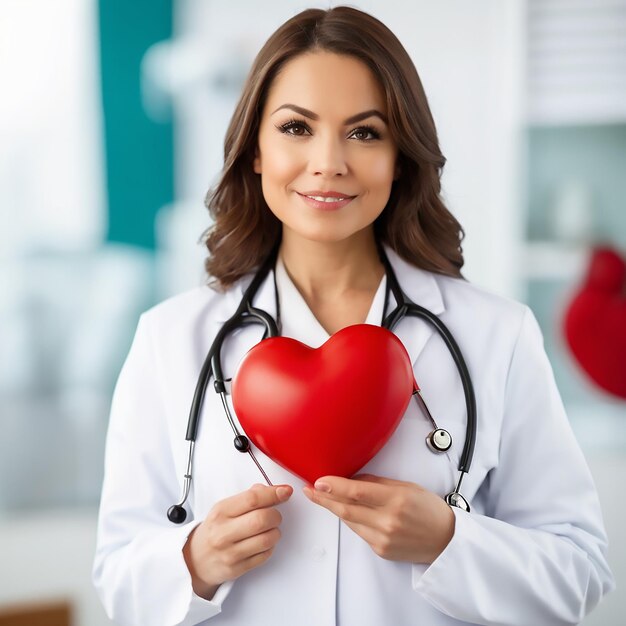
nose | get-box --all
[307,132,348,177]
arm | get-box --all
[414,307,615,625]
[92,314,233,626]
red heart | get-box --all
[231,324,415,484]
[564,246,626,399]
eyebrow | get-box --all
[271,103,388,125]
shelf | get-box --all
[520,241,590,281]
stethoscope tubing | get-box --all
[185,246,280,441]
[379,249,476,474]
[169,244,476,523]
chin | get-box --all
[298,229,364,246]
[283,217,371,246]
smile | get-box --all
[296,192,356,210]
[305,195,351,202]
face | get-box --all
[253,51,399,245]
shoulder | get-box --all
[144,284,222,321]
[435,273,527,322]
[122,281,250,382]
[397,254,529,327]
[386,246,535,355]
[138,280,245,340]
[386,246,528,336]
[429,271,536,353]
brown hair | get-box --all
[203,5,464,289]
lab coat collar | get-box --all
[214,260,279,324]
[212,243,445,367]
[381,244,444,317]
[379,244,445,367]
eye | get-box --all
[276,119,311,137]
[349,125,381,142]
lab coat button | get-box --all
[311,545,326,561]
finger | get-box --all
[304,487,380,527]
[312,476,389,507]
[220,506,283,545]
[341,518,402,560]
[341,519,384,553]
[352,473,414,488]
[229,527,282,564]
[305,494,403,561]
[212,537,278,584]
[217,483,293,518]
[232,544,276,579]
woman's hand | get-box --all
[303,474,454,564]
[183,483,293,600]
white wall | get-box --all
[0,0,106,256]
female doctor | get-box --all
[93,6,614,626]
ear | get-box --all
[253,146,262,174]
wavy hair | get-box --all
[203,6,464,289]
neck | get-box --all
[279,228,384,302]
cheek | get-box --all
[359,152,397,188]
[259,145,300,219]
[260,139,301,182]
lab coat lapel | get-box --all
[212,267,278,325]
[383,245,445,369]
[211,247,446,372]
[211,268,278,382]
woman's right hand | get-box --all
[183,483,293,600]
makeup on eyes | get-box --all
[275,117,383,141]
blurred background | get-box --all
[0,0,624,624]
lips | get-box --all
[297,192,356,210]
[298,190,356,201]
[305,195,351,203]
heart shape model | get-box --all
[564,246,626,400]
[231,324,416,484]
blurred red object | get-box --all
[564,247,626,400]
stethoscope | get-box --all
[167,244,476,523]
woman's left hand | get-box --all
[303,473,455,564]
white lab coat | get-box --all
[93,246,614,626]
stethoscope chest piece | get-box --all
[426,428,452,453]
[446,491,470,512]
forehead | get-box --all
[263,51,387,115]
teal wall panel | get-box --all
[99,0,173,249]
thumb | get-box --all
[275,484,293,502]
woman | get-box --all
[93,6,614,626]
